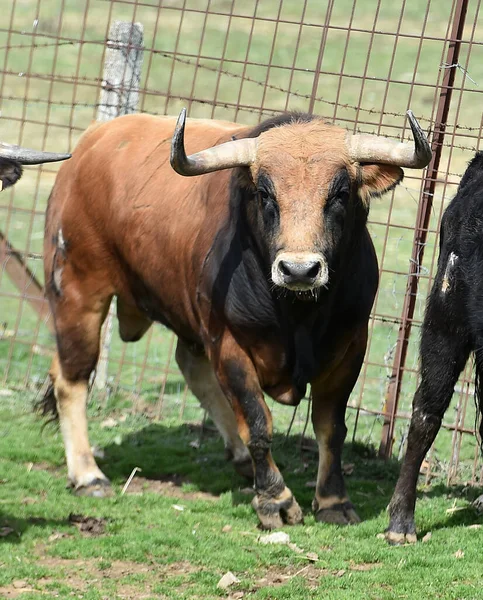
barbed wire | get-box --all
[0,40,76,51]
[1,36,482,133]
[0,93,480,160]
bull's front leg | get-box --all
[310,328,367,525]
[213,334,303,529]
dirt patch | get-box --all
[26,556,199,598]
[253,564,326,591]
[27,461,64,476]
[68,513,108,536]
[247,560,379,594]
[349,560,381,572]
[124,474,219,502]
[0,583,38,598]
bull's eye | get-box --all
[258,189,275,210]
[258,189,279,225]
[338,190,349,203]
[258,189,270,205]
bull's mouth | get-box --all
[294,288,324,302]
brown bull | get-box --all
[40,109,430,529]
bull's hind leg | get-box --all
[175,339,252,478]
[310,328,367,526]
[43,284,113,496]
[386,310,470,544]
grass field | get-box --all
[1,2,483,597]
[1,392,483,600]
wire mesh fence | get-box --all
[1,0,482,486]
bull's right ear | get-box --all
[0,158,22,190]
[357,163,403,206]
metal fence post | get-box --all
[378,0,469,459]
[96,21,144,122]
[95,21,144,391]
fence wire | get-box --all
[1,0,482,486]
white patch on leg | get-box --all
[441,252,458,294]
[54,375,108,488]
[52,228,66,295]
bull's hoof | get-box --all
[315,501,361,525]
[252,488,304,530]
[233,456,254,481]
[74,478,112,498]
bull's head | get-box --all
[171,109,431,295]
[0,142,71,190]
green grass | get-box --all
[1,392,483,599]
[0,0,482,531]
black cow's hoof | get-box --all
[74,478,112,498]
[385,513,417,544]
[252,487,304,530]
[385,529,417,545]
[315,501,361,525]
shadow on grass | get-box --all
[414,482,483,535]
[1,419,481,541]
[96,421,482,527]
[0,514,72,545]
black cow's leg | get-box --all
[386,316,470,544]
[213,333,303,529]
[175,339,252,478]
[311,328,367,525]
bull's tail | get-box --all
[34,380,59,422]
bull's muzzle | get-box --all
[272,252,329,292]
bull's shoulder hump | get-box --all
[106,113,246,134]
[73,113,247,156]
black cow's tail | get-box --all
[474,352,483,454]
[34,380,59,423]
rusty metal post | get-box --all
[378,0,470,459]
[0,232,53,332]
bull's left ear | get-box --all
[357,163,403,204]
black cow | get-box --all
[387,151,483,544]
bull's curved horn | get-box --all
[170,108,257,176]
[0,142,71,165]
[348,110,432,169]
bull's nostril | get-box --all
[279,260,292,277]
[306,262,321,279]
